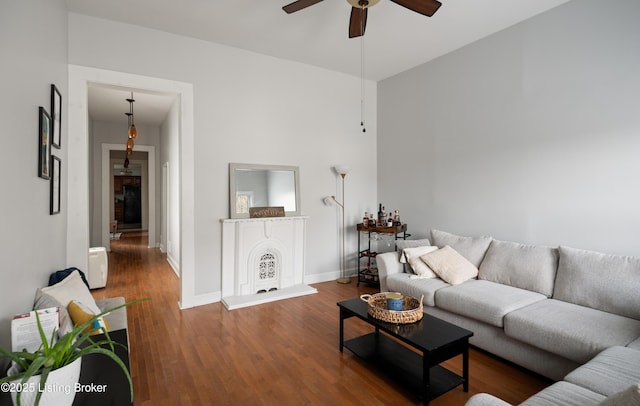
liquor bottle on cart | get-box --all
[377,203,385,225]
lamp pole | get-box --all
[333,172,350,284]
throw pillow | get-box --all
[48,267,90,290]
[401,246,438,277]
[67,300,109,335]
[33,291,74,336]
[38,270,101,315]
[430,229,492,268]
[397,238,432,262]
[420,245,479,285]
[599,384,640,406]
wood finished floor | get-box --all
[92,231,551,405]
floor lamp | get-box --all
[330,165,350,284]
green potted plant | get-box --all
[0,298,147,406]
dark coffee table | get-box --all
[338,297,473,405]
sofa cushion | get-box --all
[553,246,640,320]
[520,381,605,406]
[599,384,640,406]
[430,229,492,268]
[564,346,640,397]
[386,273,449,307]
[505,299,640,364]
[396,238,431,252]
[627,337,640,351]
[464,393,513,406]
[37,270,101,315]
[435,280,546,328]
[421,246,478,285]
[478,240,558,297]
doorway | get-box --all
[67,65,197,309]
[101,144,155,251]
[114,163,142,231]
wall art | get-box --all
[38,106,51,180]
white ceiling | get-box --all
[71,0,571,125]
[87,85,177,126]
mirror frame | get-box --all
[229,163,301,219]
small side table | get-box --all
[356,223,409,286]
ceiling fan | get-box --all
[282,0,442,38]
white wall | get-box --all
[159,98,181,273]
[378,0,640,256]
[0,0,68,349]
[68,14,377,299]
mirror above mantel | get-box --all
[229,163,301,219]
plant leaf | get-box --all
[0,297,149,404]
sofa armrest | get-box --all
[96,297,128,332]
[376,251,403,292]
[464,393,513,406]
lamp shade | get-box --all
[128,124,138,139]
[333,165,350,176]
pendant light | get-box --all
[124,92,138,166]
[126,92,138,139]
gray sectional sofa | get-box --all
[376,229,640,405]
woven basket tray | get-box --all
[360,292,424,324]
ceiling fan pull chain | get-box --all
[360,31,366,133]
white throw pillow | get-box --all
[599,384,640,406]
[397,239,432,261]
[420,245,479,285]
[37,270,101,315]
[402,246,438,278]
[401,246,437,264]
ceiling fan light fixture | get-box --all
[346,0,379,9]
[284,0,441,37]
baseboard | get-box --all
[166,254,180,278]
[304,268,357,285]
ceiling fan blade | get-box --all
[348,7,367,38]
[390,0,442,17]
[282,0,324,14]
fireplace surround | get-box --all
[220,216,317,310]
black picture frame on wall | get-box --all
[51,84,61,149]
[38,106,51,180]
[50,155,61,215]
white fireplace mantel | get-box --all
[220,216,317,310]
